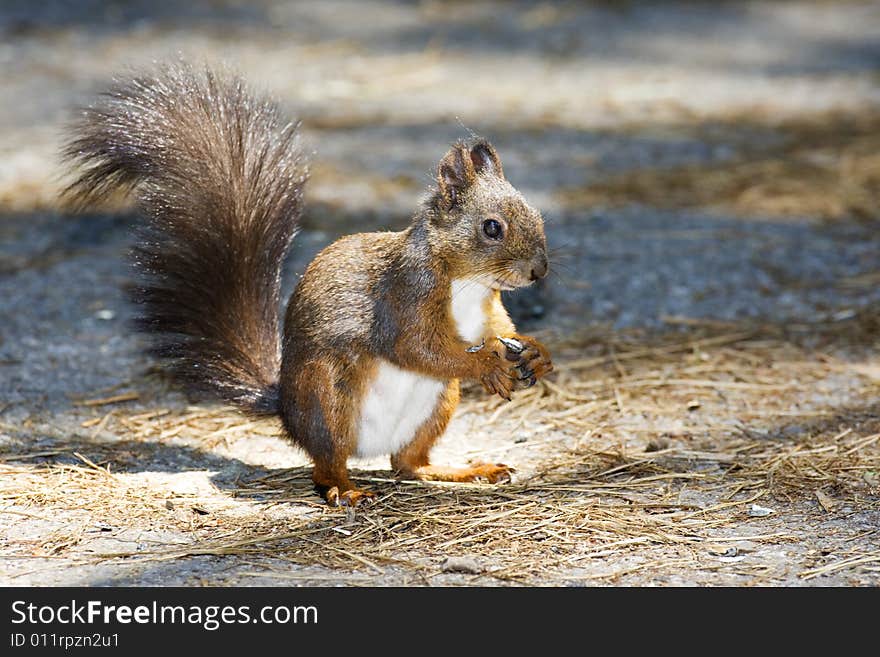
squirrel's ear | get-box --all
[437,144,476,210]
[469,140,504,179]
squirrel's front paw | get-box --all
[476,346,518,401]
[498,335,553,388]
[479,360,517,401]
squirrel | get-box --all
[63,62,553,507]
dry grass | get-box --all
[560,112,880,223]
[2,314,879,585]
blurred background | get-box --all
[2,0,879,331]
[1,1,879,586]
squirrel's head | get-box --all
[429,138,547,290]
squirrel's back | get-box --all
[63,62,308,414]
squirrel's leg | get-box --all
[391,381,513,484]
[282,359,376,507]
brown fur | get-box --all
[62,62,306,414]
[64,62,552,507]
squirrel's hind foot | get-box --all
[325,486,377,508]
[400,463,514,485]
[313,471,377,508]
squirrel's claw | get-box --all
[516,364,534,380]
[326,487,376,508]
[467,462,515,484]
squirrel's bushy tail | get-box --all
[63,62,307,415]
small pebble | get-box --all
[748,503,775,517]
[709,546,738,557]
[441,556,482,574]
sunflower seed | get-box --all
[497,336,525,354]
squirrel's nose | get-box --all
[529,254,548,281]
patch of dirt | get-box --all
[560,112,880,223]
[2,320,879,585]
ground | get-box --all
[1,0,879,586]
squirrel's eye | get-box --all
[482,219,503,240]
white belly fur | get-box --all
[357,361,446,457]
[450,278,491,343]
[355,279,490,458]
